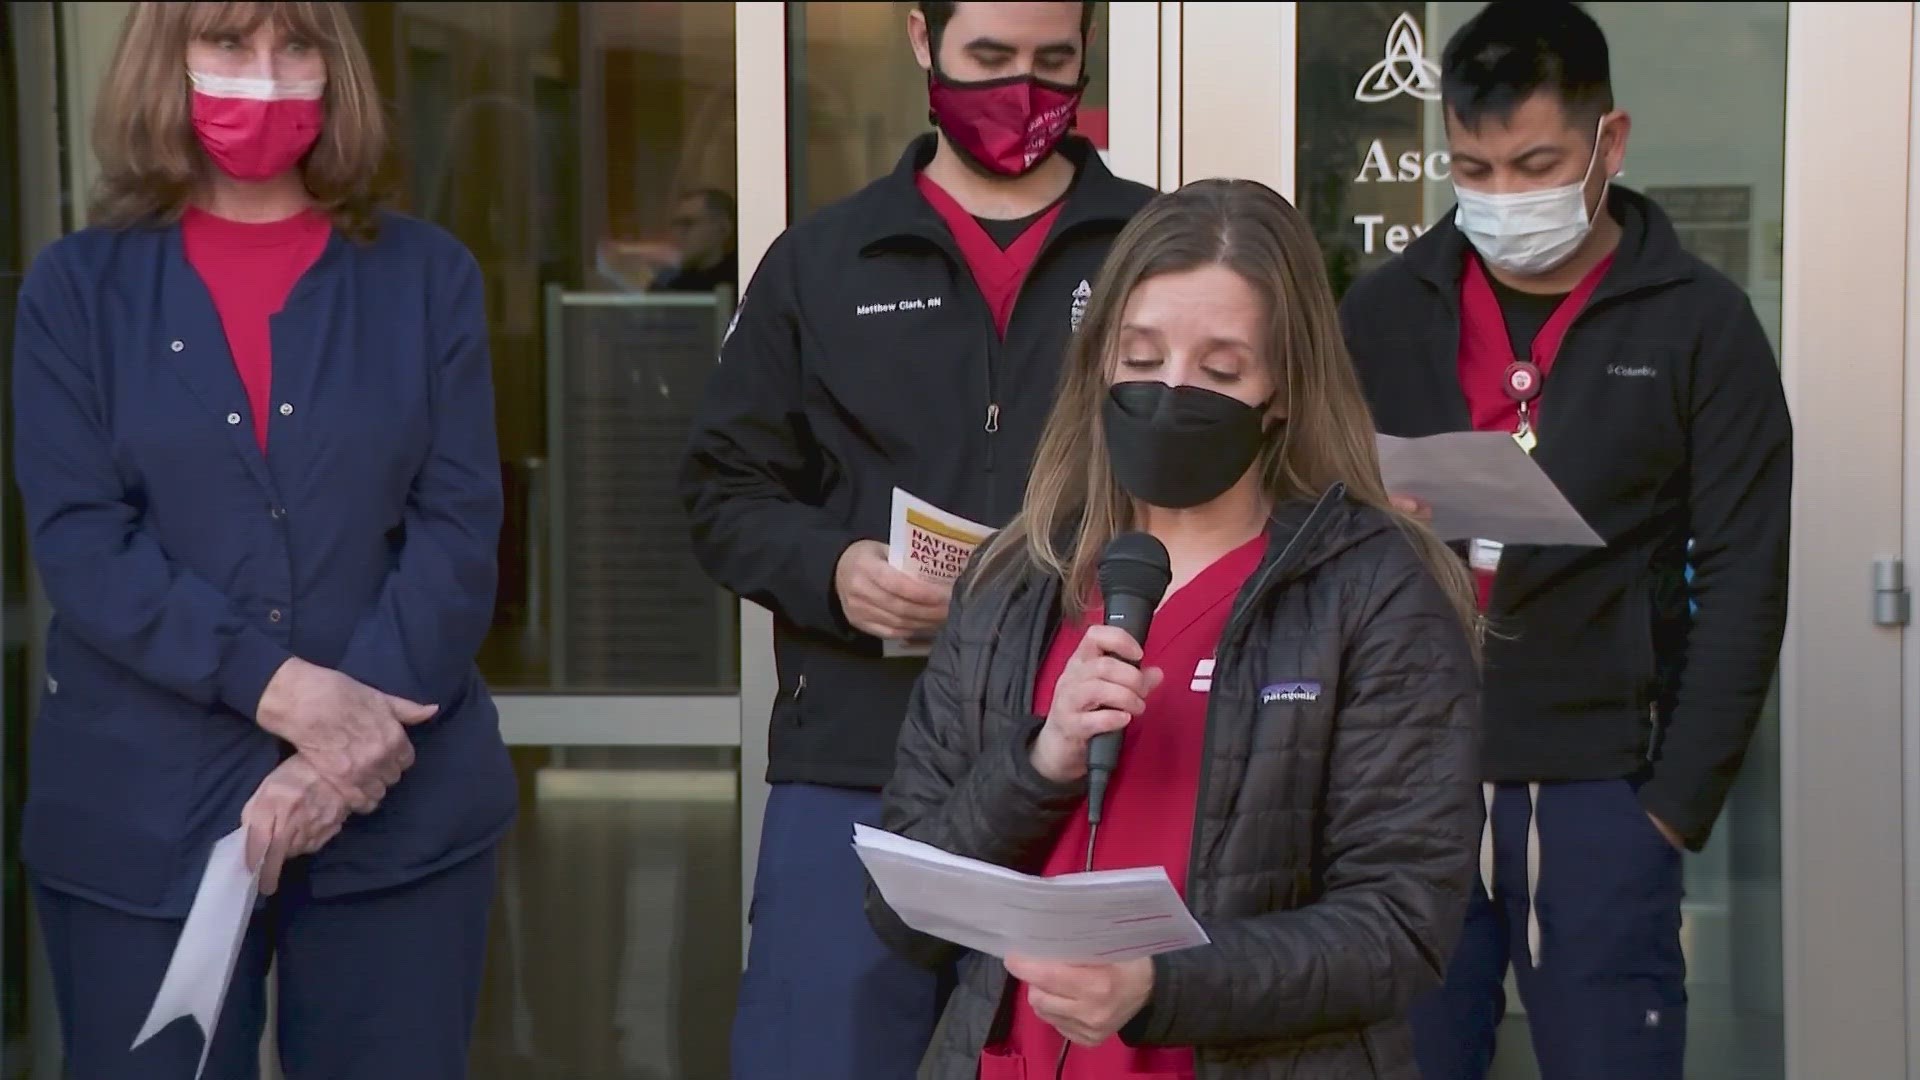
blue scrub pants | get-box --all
[34,845,497,1079]
[1410,779,1688,1080]
[731,782,950,1079]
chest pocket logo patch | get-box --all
[1190,658,1214,693]
[1070,279,1091,332]
[1261,681,1322,705]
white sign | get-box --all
[1354,138,1450,184]
[1356,12,1441,104]
[1352,215,1430,256]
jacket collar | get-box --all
[853,133,1142,257]
[1398,184,1696,304]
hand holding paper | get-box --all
[1007,954,1155,1047]
[835,539,949,642]
[854,824,1207,962]
[131,827,258,1080]
[1375,432,1603,547]
[881,489,994,658]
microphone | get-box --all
[1086,532,1173,828]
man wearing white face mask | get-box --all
[1339,4,1792,1080]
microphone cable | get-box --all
[1051,818,1101,1080]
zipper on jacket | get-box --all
[1182,484,1347,898]
[792,674,806,701]
[982,332,1001,511]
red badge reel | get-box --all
[1503,360,1542,403]
[1503,360,1543,453]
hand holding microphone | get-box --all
[1031,626,1163,785]
[1031,534,1173,822]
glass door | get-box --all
[351,4,745,1075]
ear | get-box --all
[1266,373,1293,423]
[908,10,934,73]
[1601,110,1633,178]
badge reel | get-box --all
[1504,360,1542,455]
[1474,360,1545,574]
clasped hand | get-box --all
[241,754,349,895]
[1005,955,1154,1047]
[256,657,436,812]
[245,658,438,893]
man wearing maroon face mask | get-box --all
[679,3,1153,1077]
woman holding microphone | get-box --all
[11,3,513,1075]
[867,178,1483,1079]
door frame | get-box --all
[12,4,66,1069]
[1786,6,1912,1077]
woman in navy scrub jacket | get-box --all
[11,4,515,1076]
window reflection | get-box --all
[470,746,740,1079]
[787,1,1110,215]
[353,2,740,694]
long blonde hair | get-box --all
[90,2,392,239]
[974,178,1481,643]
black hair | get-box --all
[1441,1,1613,131]
[917,2,1097,54]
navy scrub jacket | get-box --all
[10,211,517,916]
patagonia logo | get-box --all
[1261,681,1322,704]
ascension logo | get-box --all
[1355,12,1441,104]
[1069,279,1091,332]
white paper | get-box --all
[854,824,1208,962]
[883,488,994,658]
[132,826,258,1078]
[1376,432,1605,547]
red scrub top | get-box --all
[182,206,331,451]
[916,172,1063,338]
[1455,253,1612,608]
[981,533,1268,1080]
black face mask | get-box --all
[1101,381,1270,509]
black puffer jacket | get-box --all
[866,487,1482,1079]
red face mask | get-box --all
[926,69,1086,178]
[188,71,326,181]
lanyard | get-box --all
[1459,253,1614,453]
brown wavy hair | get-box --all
[973,178,1482,645]
[89,2,391,239]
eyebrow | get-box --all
[1119,324,1255,353]
[962,37,1018,56]
[962,37,1080,58]
[1453,142,1567,168]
